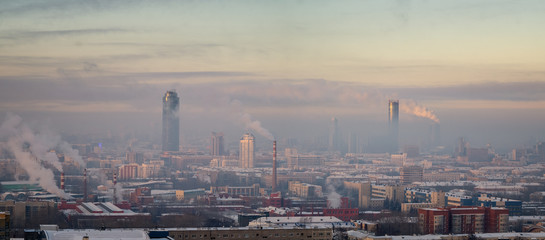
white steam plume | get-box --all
[59,141,85,167]
[327,185,341,209]
[0,113,85,198]
[400,100,440,123]
[0,114,70,198]
[114,184,123,203]
[240,113,275,141]
[229,100,275,141]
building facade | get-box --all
[239,133,255,168]
[400,165,423,184]
[168,227,332,240]
[162,90,180,152]
[418,206,509,235]
[388,100,399,152]
[211,132,225,156]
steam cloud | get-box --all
[0,113,85,198]
[229,100,275,141]
[87,169,123,202]
[400,99,440,123]
[213,80,440,126]
[240,113,275,141]
[327,185,341,209]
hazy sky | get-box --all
[1,0,545,151]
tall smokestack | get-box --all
[60,172,65,191]
[272,140,277,192]
[113,173,117,204]
[83,168,87,202]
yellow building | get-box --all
[175,189,206,201]
[0,212,9,240]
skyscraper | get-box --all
[328,117,341,152]
[211,132,225,156]
[388,100,399,151]
[239,133,255,168]
[162,90,180,152]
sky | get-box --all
[1,0,545,152]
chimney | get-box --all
[60,172,65,191]
[272,140,277,192]
[113,173,117,204]
[83,168,87,202]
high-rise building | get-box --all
[537,142,545,162]
[400,165,423,184]
[211,132,225,156]
[456,137,468,157]
[428,123,441,148]
[388,100,399,152]
[162,90,180,152]
[328,117,341,152]
[239,133,255,168]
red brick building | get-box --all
[418,206,509,235]
[418,208,450,234]
[485,207,509,233]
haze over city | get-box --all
[3,1,545,240]
[1,0,544,152]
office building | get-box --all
[328,117,341,152]
[388,100,399,152]
[400,165,423,184]
[162,90,180,152]
[211,132,225,156]
[536,142,545,162]
[239,133,255,168]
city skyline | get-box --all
[0,1,544,151]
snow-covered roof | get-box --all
[43,229,149,240]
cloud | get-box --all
[0,28,129,41]
[386,81,545,102]
[1,73,544,118]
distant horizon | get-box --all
[1,1,544,153]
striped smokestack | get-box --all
[272,140,277,192]
[113,173,118,204]
[83,168,87,202]
[60,172,65,191]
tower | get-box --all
[162,90,180,152]
[428,123,441,148]
[211,132,225,156]
[328,117,341,152]
[388,100,399,152]
[239,133,255,168]
[272,141,277,192]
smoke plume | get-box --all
[0,113,84,198]
[400,99,440,123]
[229,100,275,141]
[327,185,342,209]
[240,113,275,141]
